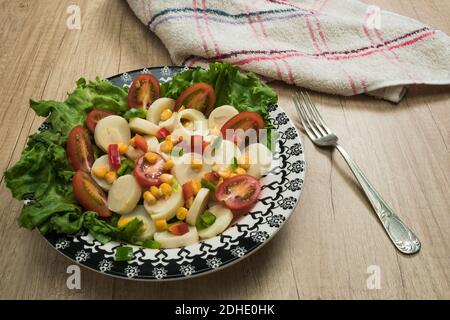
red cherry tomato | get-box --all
[182,181,195,201]
[204,171,220,184]
[66,125,94,172]
[108,144,121,170]
[133,134,148,152]
[157,128,171,139]
[86,109,115,133]
[174,82,216,116]
[168,223,190,236]
[133,153,167,188]
[128,74,160,109]
[215,175,261,211]
[72,171,111,217]
[220,112,265,146]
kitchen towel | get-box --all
[127,0,450,102]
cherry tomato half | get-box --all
[168,222,189,236]
[66,125,94,172]
[175,82,216,116]
[86,109,115,133]
[133,153,167,188]
[72,171,111,217]
[215,175,261,211]
[220,112,265,146]
[128,74,160,109]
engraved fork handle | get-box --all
[335,144,421,254]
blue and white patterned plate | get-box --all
[40,66,306,281]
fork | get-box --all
[294,92,421,254]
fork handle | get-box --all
[335,144,421,254]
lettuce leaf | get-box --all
[4,78,128,243]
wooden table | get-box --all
[0,0,449,300]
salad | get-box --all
[4,63,277,255]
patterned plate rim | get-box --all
[36,66,306,281]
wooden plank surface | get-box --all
[0,0,448,299]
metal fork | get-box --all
[294,92,421,254]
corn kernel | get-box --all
[154,219,167,231]
[160,109,173,121]
[239,155,250,170]
[150,186,163,199]
[104,171,117,184]
[92,166,108,178]
[160,173,174,184]
[191,179,201,194]
[117,217,132,228]
[176,207,189,221]
[235,167,247,175]
[218,167,231,179]
[179,105,186,111]
[129,137,136,145]
[163,159,174,170]
[143,191,157,205]
[145,152,159,164]
[118,142,129,155]
[190,159,203,170]
[160,183,173,198]
[160,140,174,153]
[230,173,238,178]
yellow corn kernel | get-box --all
[92,166,108,178]
[235,167,247,175]
[218,167,231,179]
[160,109,173,121]
[118,142,129,155]
[163,159,174,170]
[179,105,186,111]
[154,219,167,231]
[143,191,157,205]
[117,217,132,228]
[239,154,250,170]
[191,179,201,194]
[104,171,117,184]
[160,173,174,184]
[145,152,159,164]
[160,183,173,198]
[160,140,174,153]
[190,159,203,170]
[150,186,163,199]
[183,120,191,128]
[230,173,238,178]
[176,207,189,221]
[129,137,136,145]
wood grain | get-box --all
[0,0,449,299]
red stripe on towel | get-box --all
[244,4,284,81]
[192,0,209,56]
[202,0,221,56]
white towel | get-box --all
[127,0,450,102]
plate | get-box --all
[37,66,306,280]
